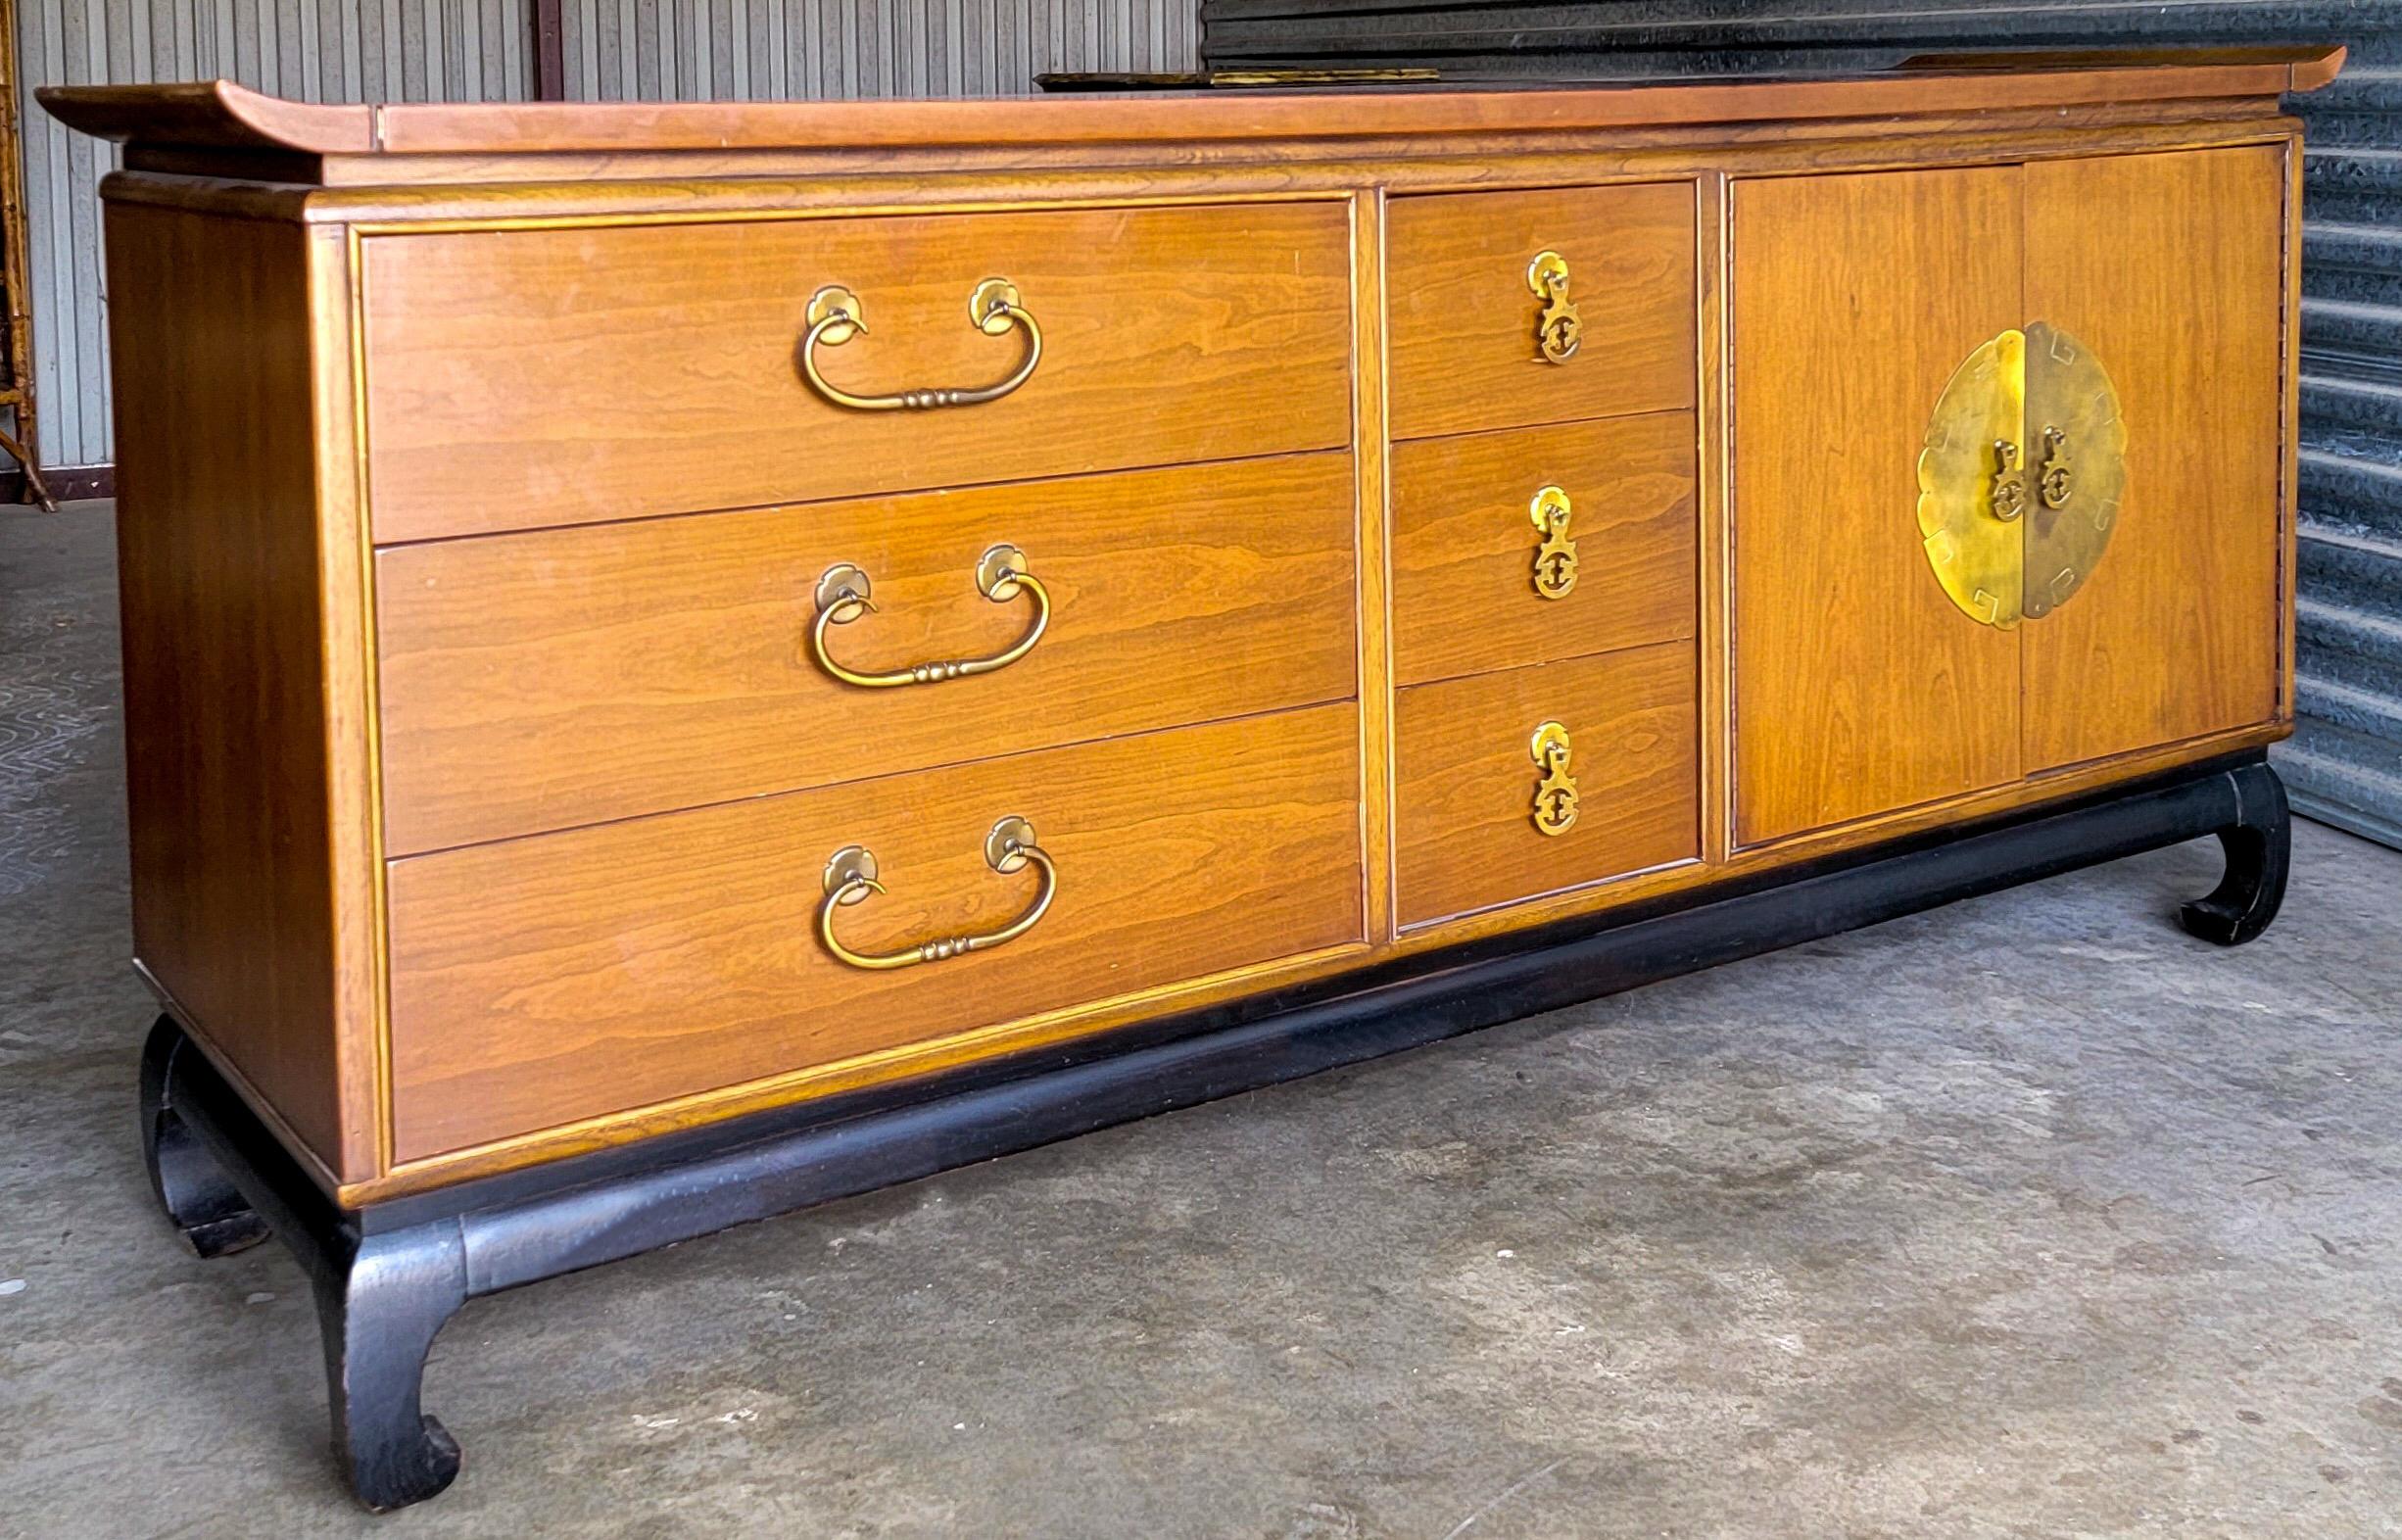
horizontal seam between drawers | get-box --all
[1395,627,1702,693]
[365,446,1358,552]
[382,691,1366,863]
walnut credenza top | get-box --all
[43,49,2334,1208]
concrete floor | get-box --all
[5,502,2402,1539]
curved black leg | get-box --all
[2179,761,2291,946]
[138,1016,268,1257]
[316,1222,468,1511]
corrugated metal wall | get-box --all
[12,0,534,472]
[1202,0,2402,850]
[10,2,1198,474]
[560,0,1196,101]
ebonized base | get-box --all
[138,753,2291,1510]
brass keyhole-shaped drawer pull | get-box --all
[809,544,1050,689]
[1529,484,1578,600]
[2038,425,2073,509]
[1529,720,1579,837]
[800,277,1043,411]
[1989,438,2027,523]
[817,815,1057,972]
[1526,250,1582,364]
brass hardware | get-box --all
[1918,322,2125,628]
[1919,327,2028,629]
[1529,720,1579,838]
[1989,439,2027,523]
[2020,323,2125,619]
[1529,484,1578,600]
[799,277,1042,411]
[1526,250,1582,364]
[2038,425,2073,509]
[809,544,1050,689]
[817,815,1057,971]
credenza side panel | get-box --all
[2020,145,2290,771]
[105,206,380,1183]
[1730,166,2028,846]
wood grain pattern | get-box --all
[360,200,1354,542]
[2020,146,2287,770]
[386,705,1364,1159]
[104,207,379,1182]
[1389,412,1697,686]
[1392,642,1699,927]
[1386,181,1697,440]
[52,64,2313,1204]
[37,51,2341,162]
[357,710,2283,1205]
[375,454,1358,853]
[1730,167,2027,847]
[84,113,2301,226]
[1350,187,1400,944]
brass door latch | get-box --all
[1529,484,1578,600]
[1529,720,1579,837]
[1527,250,1582,364]
[1919,321,2125,628]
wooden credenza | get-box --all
[45,50,2331,1508]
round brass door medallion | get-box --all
[1917,321,2126,630]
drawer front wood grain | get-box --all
[387,705,1364,1159]
[375,454,1359,853]
[1390,412,1697,686]
[361,201,1354,543]
[1394,644,1697,928]
[1386,182,1696,441]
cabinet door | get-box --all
[2020,147,2288,770]
[1731,167,2026,845]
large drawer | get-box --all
[1386,182,1696,441]
[1390,412,1697,685]
[375,454,1359,853]
[1393,643,1698,927]
[386,704,1365,1160]
[361,201,1355,543]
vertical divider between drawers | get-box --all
[1350,186,1399,945]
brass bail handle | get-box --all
[801,277,1043,411]
[817,816,1057,971]
[1527,250,1582,364]
[809,544,1050,689]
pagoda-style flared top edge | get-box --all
[40,46,2343,162]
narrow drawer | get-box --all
[375,454,1359,853]
[1393,644,1697,928]
[387,704,1365,1160]
[1390,412,1697,685]
[1386,182,1696,441]
[361,201,1354,543]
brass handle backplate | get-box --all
[1527,250,1582,364]
[1918,322,2126,629]
[1529,720,1578,837]
[810,543,1049,689]
[1529,484,1577,600]
[817,815,1056,971]
[801,277,1042,411]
